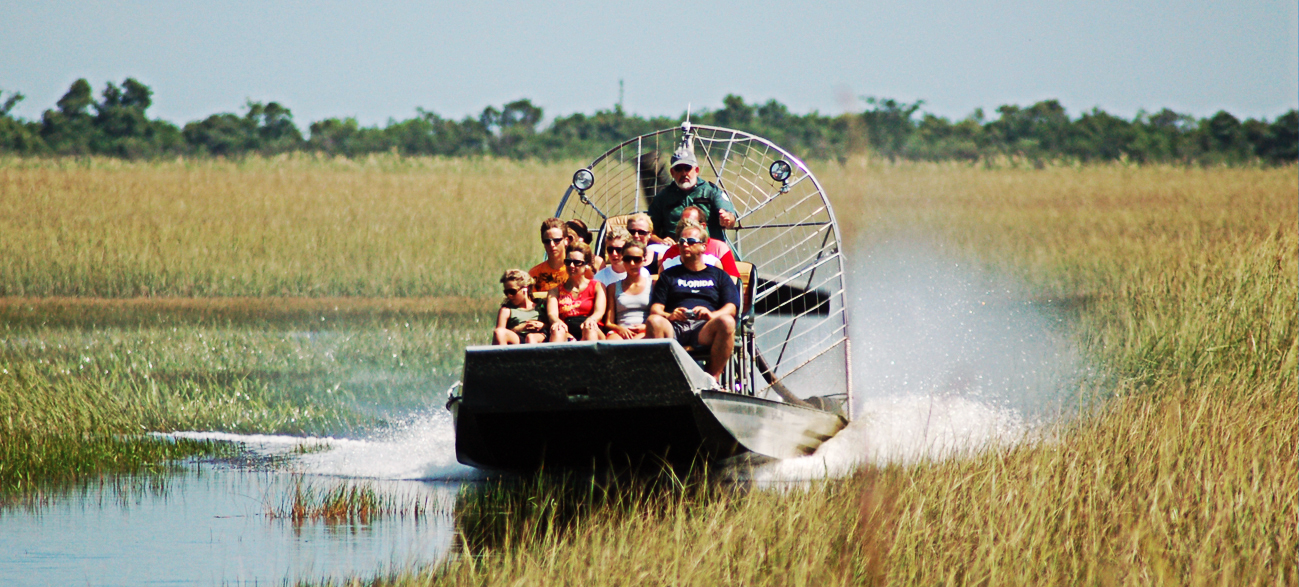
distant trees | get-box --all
[0,79,1295,166]
[184,101,303,156]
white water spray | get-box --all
[170,408,479,481]
[756,240,1087,480]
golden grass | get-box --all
[1,156,1294,583]
[0,154,572,297]
[412,161,1293,586]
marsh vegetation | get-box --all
[0,156,1293,584]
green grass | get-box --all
[0,301,489,494]
[0,157,1293,583]
[267,478,444,524]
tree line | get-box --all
[1,78,1295,165]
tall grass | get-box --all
[1,157,1293,582]
[0,303,488,494]
[267,478,443,524]
[0,154,568,298]
[406,161,1293,585]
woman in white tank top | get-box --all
[604,240,651,340]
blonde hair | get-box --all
[628,212,654,233]
[603,227,631,255]
[499,269,533,306]
[675,217,708,240]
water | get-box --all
[1,471,458,587]
[751,241,1090,481]
[0,411,478,587]
[0,241,1090,584]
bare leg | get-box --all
[696,315,736,378]
[646,315,674,339]
[579,322,604,341]
[549,322,569,343]
[605,330,624,341]
[524,332,546,344]
[493,328,521,345]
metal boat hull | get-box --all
[450,339,845,470]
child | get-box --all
[493,269,546,345]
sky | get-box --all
[2,0,1295,127]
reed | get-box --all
[0,154,567,298]
[267,478,443,524]
[1,156,1293,582]
[0,302,487,494]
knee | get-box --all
[714,315,735,333]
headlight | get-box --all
[769,160,792,183]
[572,168,595,192]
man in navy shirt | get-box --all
[647,221,739,380]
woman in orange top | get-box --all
[546,241,606,342]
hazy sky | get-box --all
[2,0,1295,126]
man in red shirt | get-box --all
[657,206,740,278]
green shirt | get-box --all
[647,179,737,240]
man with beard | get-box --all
[647,144,737,246]
[646,220,738,381]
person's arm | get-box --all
[604,283,619,326]
[546,291,561,325]
[650,303,669,319]
[711,185,738,228]
[585,282,606,329]
[496,306,511,330]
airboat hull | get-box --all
[449,339,845,471]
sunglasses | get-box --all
[622,255,643,264]
[564,258,587,267]
[681,237,706,246]
[627,229,650,237]
[503,287,521,296]
[542,237,565,245]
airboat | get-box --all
[446,122,853,470]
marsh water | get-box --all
[0,410,478,587]
[1,470,460,586]
[1,242,1091,586]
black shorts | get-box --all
[671,319,707,347]
[562,315,589,334]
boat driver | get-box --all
[646,144,737,247]
[646,220,739,381]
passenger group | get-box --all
[491,145,741,378]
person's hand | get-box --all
[550,322,568,336]
[522,320,545,333]
[669,307,691,322]
[660,236,676,247]
[630,324,647,334]
[582,317,600,331]
[614,325,632,338]
[719,209,736,228]
[692,307,712,320]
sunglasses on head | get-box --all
[564,258,587,267]
[542,237,565,245]
[622,255,643,264]
[681,237,705,246]
[503,287,521,296]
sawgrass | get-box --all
[0,300,488,494]
[0,154,565,298]
[267,478,444,524]
[1,156,1294,583]
[391,161,1293,586]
